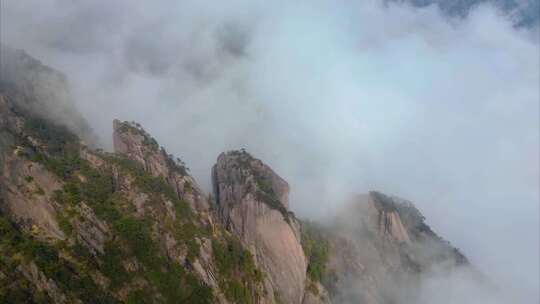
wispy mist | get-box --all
[2,0,539,302]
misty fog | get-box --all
[2,0,539,302]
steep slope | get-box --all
[112,119,209,211]
[0,95,270,303]
[0,50,480,304]
[320,192,470,304]
[212,151,308,304]
[0,45,95,144]
[0,99,477,303]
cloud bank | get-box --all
[2,0,539,302]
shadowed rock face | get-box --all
[112,119,209,211]
[0,45,95,144]
[369,191,411,244]
[0,95,62,240]
[1,154,65,240]
[325,192,471,304]
[212,150,307,304]
[0,49,479,304]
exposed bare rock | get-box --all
[302,281,331,304]
[192,238,219,289]
[0,154,64,240]
[17,262,68,304]
[112,119,209,211]
[212,150,307,304]
[325,191,470,304]
[80,146,107,168]
[367,191,411,244]
[72,203,110,255]
[0,54,475,303]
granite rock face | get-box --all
[0,49,477,304]
[1,154,65,240]
[112,119,209,211]
[325,192,469,304]
[0,95,63,241]
[368,191,411,244]
[212,150,308,304]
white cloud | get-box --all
[3,0,539,302]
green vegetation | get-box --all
[39,152,83,179]
[113,217,156,265]
[57,213,73,236]
[126,289,151,304]
[20,114,84,180]
[100,214,213,303]
[47,156,213,302]
[23,115,79,156]
[13,116,218,303]
[0,216,51,304]
[133,174,177,202]
[70,241,96,269]
[0,215,117,303]
[46,158,213,302]
[0,266,50,304]
[213,236,264,304]
[175,221,203,261]
[116,121,159,151]
[164,152,189,176]
[229,150,291,223]
[105,154,187,205]
[34,186,45,196]
[228,149,252,170]
[107,155,198,243]
[101,241,129,289]
[50,162,114,210]
[300,221,330,282]
[115,121,191,176]
[253,173,290,223]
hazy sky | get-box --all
[2,0,539,302]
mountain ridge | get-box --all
[0,49,478,304]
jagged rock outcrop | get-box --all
[0,104,474,304]
[72,202,110,255]
[1,96,225,303]
[368,192,411,244]
[212,150,308,304]
[112,119,209,211]
[0,49,477,304]
[324,191,469,304]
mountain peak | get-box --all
[112,119,208,211]
[0,50,476,304]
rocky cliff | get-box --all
[212,151,307,304]
[0,45,95,144]
[322,192,469,303]
[112,119,209,212]
[0,49,474,304]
